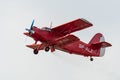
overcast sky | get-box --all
[0,0,120,80]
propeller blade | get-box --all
[25,28,29,31]
[25,19,35,35]
[30,19,34,30]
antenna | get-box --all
[50,22,52,29]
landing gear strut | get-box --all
[45,46,50,52]
[90,57,93,61]
[33,49,38,55]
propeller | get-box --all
[25,19,34,34]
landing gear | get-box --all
[45,46,50,52]
[33,49,38,55]
[90,57,93,61]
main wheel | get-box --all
[90,57,93,61]
[45,47,50,52]
[33,49,38,55]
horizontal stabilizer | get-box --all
[92,42,112,48]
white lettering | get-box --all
[79,44,93,53]
[79,44,84,48]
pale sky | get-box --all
[0,0,120,80]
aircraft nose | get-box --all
[23,32,29,36]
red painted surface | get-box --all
[24,18,112,60]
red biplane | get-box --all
[24,18,112,61]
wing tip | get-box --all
[80,18,93,26]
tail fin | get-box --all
[89,33,112,57]
[89,33,104,45]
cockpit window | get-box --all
[41,27,51,31]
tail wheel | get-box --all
[45,47,50,52]
[33,49,38,55]
[90,57,93,61]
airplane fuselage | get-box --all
[24,27,101,57]
[31,27,56,44]
[61,40,99,57]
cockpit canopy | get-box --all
[41,27,51,31]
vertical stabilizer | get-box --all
[89,33,111,57]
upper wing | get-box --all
[51,18,93,37]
